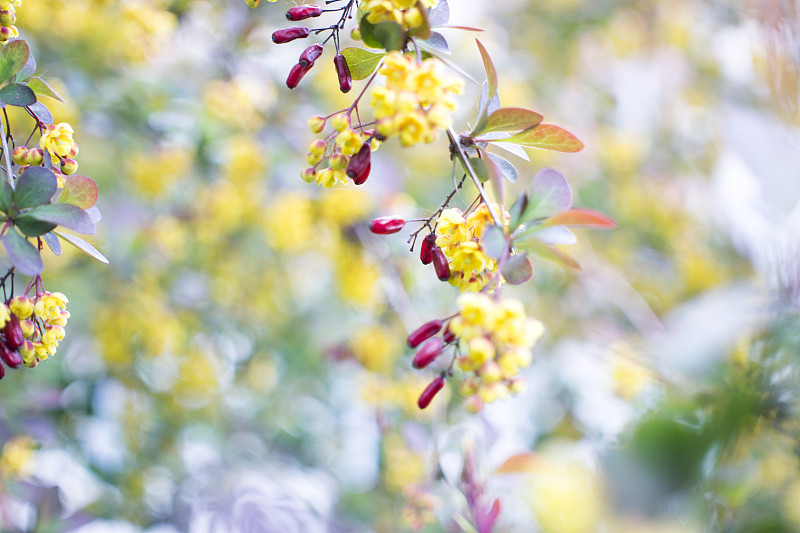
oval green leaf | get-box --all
[0,40,30,85]
[340,47,385,81]
[14,213,56,237]
[25,203,96,235]
[14,166,57,209]
[54,230,108,263]
[504,123,584,153]
[0,83,36,107]
[1,227,42,275]
[26,77,63,102]
[374,21,405,51]
[58,175,98,209]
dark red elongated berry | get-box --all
[442,322,456,344]
[272,26,310,44]
[286,5,323,21]
[286,63,312,89]
[353,163,370,185]
[334,53,352,93]
[419,233,435,264]
[346,142,371,183]
[407,319,443,348]
[0,359,5,379]
[299,44,324,68]
[4,314,24,351]
[369,216,405,235]
[0,343,21,368]
[432,247,451,281]
[417,374,446,409]
[413,337,444,369]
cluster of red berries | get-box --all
[0,311,25,379]
[271,5,353,92]
[368,217,450,282]
[406,319,457,408]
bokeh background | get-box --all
[0,0,799,531]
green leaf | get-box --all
[0,40,30,84]
[358,14,382,49]
[504,123,584,153]
[501,252,533,284]
[481,224,506,260]
[28,101,53,125]
[522,239,581,270]
[42,231,60,256]
[544,207,616,228]
[0,83,36,107]
[14,213,56,237]
[509,192,528,230]
[17,49,35,81]
[58,175,98,209]
[485,151,518,183]
[374,21,405,51]
[0,179,12,213]
[461,157,491,182]
[525,167,572,221]
[473,107,543,136]
[54,230,108,263]
[475,40,497,102]
[26,77,63,102]
[340,47,385,81]
[24,203,95,235]
[1,227,42,275]
[14,166,57,209]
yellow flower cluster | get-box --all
[38,122,80,179]
[304,112,379,188]
[435,204,500,292]
[370,53,462,147]
[0,0,21,43]
[8,292,69,367]
[0,436,35,479]
[449,293,544,411]
[361,0,437,31]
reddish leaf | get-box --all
[475,107,543,135]
[501,253,533,285]
[504,123,584,153]
[59,175,99,209]
[475,40,497,101]
[545,207,616,228]
[496,452,540,474]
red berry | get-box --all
[286,5,323,21]
[432,247,450,281]
[419,233,435,264]
[413,337,444,369]
[369,216,405,235]
[442,322,456,344]
[299,44,324,68]
[272,26,310,44]
[346,142,371,184]
[407,319,443,348]
[417,374,446,409]
[334,53,352,93]
[4,313,24,351]
[0,342,21,369]
[286,63,312,89]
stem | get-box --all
[446,128,501,226]
[0,117,14,190]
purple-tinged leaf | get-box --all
[474,107,543,135]
[481,224,506,260]
[58,175,98,209]
[17,49,35,80]
[54,230,108,263]
[27,101,53,125]
[544,208,616,228]
[1,228,42,275]
[43,231,60,256]
[526,168,572,221]
[428,0,449,27]
[14,166,57,209]
[26,204,95,235]
[489,141,530,161]
[530,225,577,245]
[438,25,484,31]
[504,123,584,153]
[0,40,29,84]
[509,192,528,230]
[485,151,518,183]
[501,252,533,284]
[524,239,581,270]
[475,40,497,100]
[420,31,449,54]
[85,205,102,223]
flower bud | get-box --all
[11,146,27,165]
[465,395,484,413]
[0,10,16,26]
[419,233,435,264]
[330,113,350,132]
[61,158,78,175]
[368,216,405,235]
[306,151,323,166]
[307,115,326,133]
[0,27,11,42]
[69,143,79,158]
[417,374,446,409]
[346,142,371,184]
[272,26,310,44]
[246,0,262,7]
[351,28,361,41]
[432,247,450,281]
[333,53,352,93]
[286,5,323,21]
[0,342,21,368]
[9,296,33,320]
[25,148,43,166]
[300,168,316,183]
[413,337,444,369]
[3,313,24,351]
[286,62,312,89]
[407,319,442,348]
[299,44,324,68]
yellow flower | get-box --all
[39,122,76,161]
[450,241,494,277]
[435,208,468,252]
